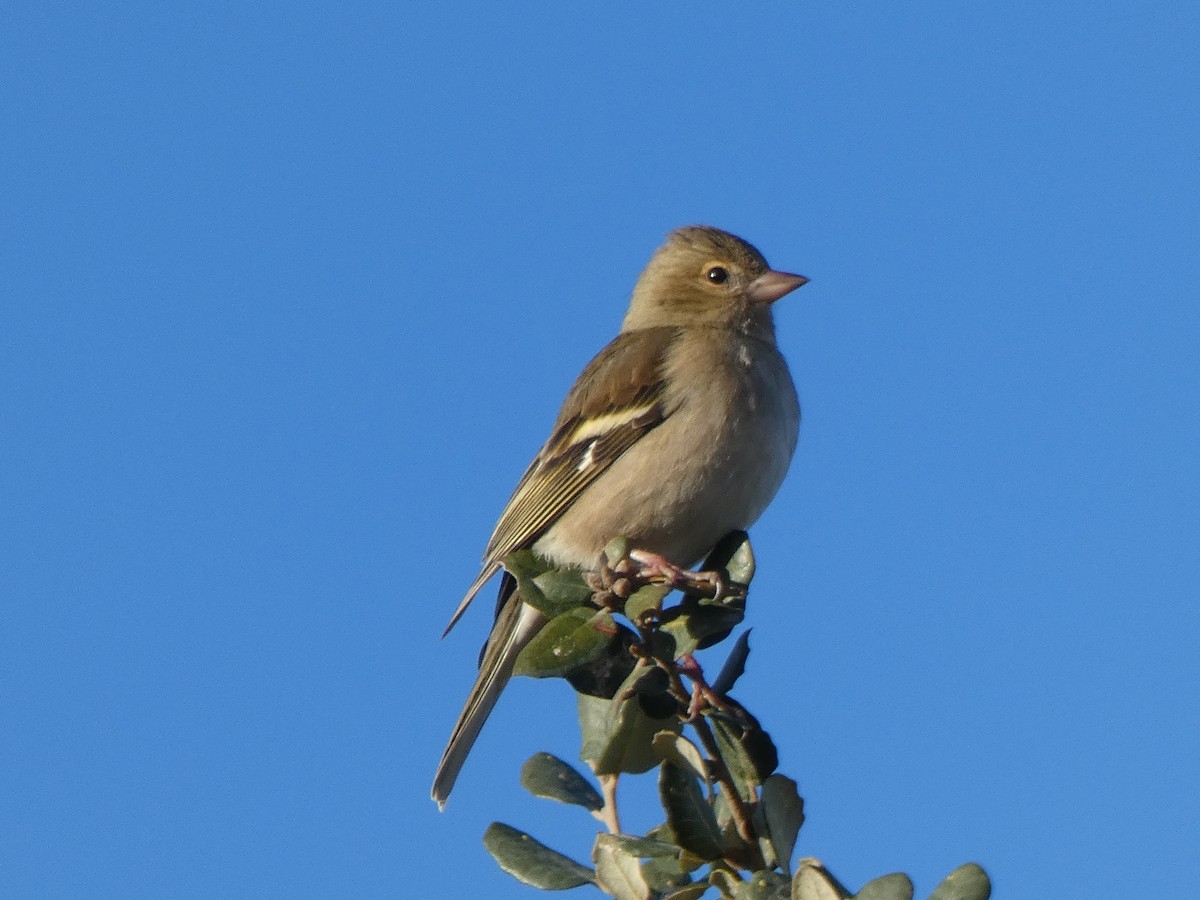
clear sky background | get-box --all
[4,3,1198,898]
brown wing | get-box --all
[483,326,678,560]
[443,327,680,634]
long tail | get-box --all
[431,578,546,808]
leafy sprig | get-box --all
[481,533,989,900]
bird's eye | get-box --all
[705,266,729,284]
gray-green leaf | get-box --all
[715,531,756,587]
[606,834,683,859]
[625,583,672,624]
[659,603,745,658]
[501,551,552,611]
[483,822,593,890]
[659,762,724,861]
[710,868,742,896]
[792,859,850,900]
[926,863,990,900]
[642,853,694,894]
[602,536,630,567]
[594,834,654,900]
[579,690,681,776]
[515,608,616,678]
[711,716,762,801]
[534,567,595,613]
[653,732,710,781]
[761,774,805,876]
[853,873,913,900]
[734,870,792,899]
[520,752,603,811]
[663,884,710,900]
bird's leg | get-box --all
[627,549,733,601]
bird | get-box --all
[432,225,807,808]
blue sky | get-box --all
[4,3,1198,897]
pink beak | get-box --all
[747,270,809,304]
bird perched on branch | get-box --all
[433,225,807,807]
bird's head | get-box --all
[623,226,808,337]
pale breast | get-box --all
[533,329,799,569]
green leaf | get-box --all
[602,536,630,567]
[646,823,708,876]
[712,630,752,695]
[605,834,683,859]
[514,608,616,678]
[747,792,773,867]
[520,752,603,811]
[710,705,778,785]
[501,550,552,611]
[660,602,745,657]
[714,799,758,868]
[565,622,639,699]
[761,774,805,876]
[579,690,681,776]
[792,859,851,900]
[483,822,594,890]
[663,884,710,900]
[625,583,672,624]
[926,864,990,900]
[711,716,763,801]
[853,873,913,900]
[626,663,672,701]
[642,857,694,894]
[607,834,691,894]
[659,762,724,861]
[653,732,710,781]
[704,789,759,871]
[710,868,742,897]
[594,834,654,900]
[734,870,792,899]
[712,786,733,829]
[709,530,755,587]
[534,567,595,612]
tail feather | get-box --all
[431,582,546,808]
[441,562,501,638]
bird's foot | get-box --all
[585,544,744,613]
[628,550,735,602]
[585,553,641,609]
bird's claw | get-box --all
[626,549,742,602]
